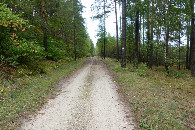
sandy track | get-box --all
[21,57,135,130]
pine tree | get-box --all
[121,0,126,68]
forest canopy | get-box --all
[94,0,195,77]
[0,0,94,67]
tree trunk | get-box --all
[156,26,161,67]
[142,14,145,63]
[186,24,190,69]
[73,17,76,61]
[165,26,169,73]
[121,0,126,68]
[179,32,181,70]
[164,0,169,73]
[119,0,122,34]
[178,0,182,70]
[73,0,77,61]
[42,0,47,52]
[149,0,154,69]
[190,0,195,77]
[103,0,106,59]
[115,0,119,61]
[138,14,141,63]
[146,0,150,66]
[134,9,139,68]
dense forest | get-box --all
[95,0,195,77]
[0,0,194,75]
[0,0,94,68]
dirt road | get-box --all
[21,57,135,130]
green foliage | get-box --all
[47,39,66,61]
[0,0,92,68]
[9,39,44,63]
[140,118,150,129]
[96,33,116,58]
[0,39,45,67]
[0,5,27,30]
[166,70,186,78]
[136,63,147,76]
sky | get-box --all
[81,0,118,45]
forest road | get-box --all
[21,57,135,130]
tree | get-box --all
[91,0,112,59]
[103,0,106,59]
[148,0,154,69]
[0,0,92,65]
[73,0,77,61]
[134,0,139,68]
[121,0,126,68]
[190,0,195,76]
[115,0,119,61]
[186,21,190,69]
[42,0,47,52]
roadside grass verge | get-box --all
[0,58,86,129]
[103,58,195,130]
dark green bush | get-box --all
[136,63,147,76]
[4,39,45,65]
[47,38,66,61]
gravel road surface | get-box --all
[21,57,135,130]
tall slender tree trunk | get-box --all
[165,26,169,73]
[42,0,47,52]
[73,16,76,61]
[73,0,77,61]
[103,0,106,59]
[142,14,145,63]
[146,0,150,66]
[115,0,119,61]
[179,32,181,70]
[164,0,169,73]
[134,9,139,68]
[156,26,161,67]
[138,14,141,63]
[149,0,154,69]
[178,0,182,70]
[119,0,122,34]
[121,0,126,68]
[186,23,190,69]
[190,0,195,76]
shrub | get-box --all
[5,39,45,65]
[136,63,147,76]
[166,70,186,78]
[47,39,66,61]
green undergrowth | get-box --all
[0,58,86,129]
[103,58,195,130]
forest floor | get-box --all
[21,57,135,130]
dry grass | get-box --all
[103,58,195,130]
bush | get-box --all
[166,70,186,78]
[0,5,45,66]
[136,63,147,76]
[4,39,45,65]
[47,39,66,61]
